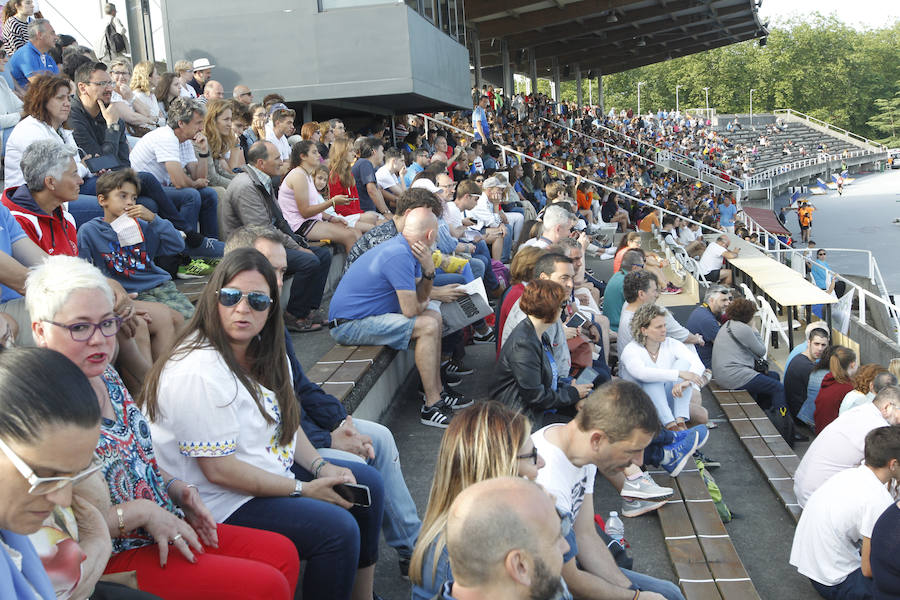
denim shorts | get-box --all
[330,312,416,350]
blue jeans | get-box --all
[285,246,331,317]
[224,457,384,600]
[67,194,104,227]
[643,428,676,468]
[622,567,685,600]
[501,224,513,262]
[742,370,786,410]
[160,185,219,238]
[331,312,417,351]
[810,568,874,599]
[318,419,421,558]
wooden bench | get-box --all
[651,467,760,600]
[306,343,398,414]
[708,382,802,522]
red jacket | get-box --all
[1,186,77,256]
[814,373,854,433]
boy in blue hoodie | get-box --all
[77,169,194,319]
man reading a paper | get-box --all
[329,206,473,429]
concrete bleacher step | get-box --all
[708,383,802,522]
[653,467,761,599]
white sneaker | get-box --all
[620,472,673,500]
[621,497,667,518]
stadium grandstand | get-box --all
[2,1,900,600]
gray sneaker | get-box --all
[621,497,667,518]
[620,472,673,500]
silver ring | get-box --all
[172,533,183,542]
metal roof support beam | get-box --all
[551,56,560,102]
[575,63,582,107]
[529,48,538,95]
[598,71,604,113]
[471,26,483,91]
[501,39,512,96]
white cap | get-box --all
[192,57,215,71]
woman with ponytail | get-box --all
[814,346,858,432]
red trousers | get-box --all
[104,523,299,600]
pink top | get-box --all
[278,167,325,232]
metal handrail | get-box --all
[746,148,886,187]
[539,118,736,195]
[544,116,738,186]
[419,113,738,241]
[739,211,900,342]
[774,108,887,150]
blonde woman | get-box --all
[201,98,244,187]
[410,402,553,600]
[130,60,165,127]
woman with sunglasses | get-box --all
[142,248,385,600]
[0,347,103,600]
[410,401,575,600]
[27,255,301,599]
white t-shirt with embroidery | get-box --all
[149,342,297,522]
[533,424,596,518]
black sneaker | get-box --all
[441,367,463,388]
[694,451,721,469]
[442,358,474,375]
[420,401,452,428]
[472,329,496,344]
[441,389,473,410]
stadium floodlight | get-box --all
[637,81,645,116]
[702,87,710,116]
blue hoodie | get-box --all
[77,216,184,293]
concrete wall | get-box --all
[160,0,470,108]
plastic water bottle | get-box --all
[606,511,625,545]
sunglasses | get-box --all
[217,288,272,311]
[817,252,826,257]
[517,446,539,465]
[0,436,103,496]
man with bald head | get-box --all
[438,477,569,599]
[330,206,471,427]
[199,80,224,105]
[232,84,253,105]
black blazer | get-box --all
[492,317,580,426]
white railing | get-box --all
[538,119,737,195]
[774,108,887,151]
[544,116,738,188]
[745,147,887,187]
[739,211,900,342]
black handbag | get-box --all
[725,322,768,373]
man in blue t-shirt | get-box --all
[8,19,59,90]
[351,136,391,216]
[686,284,732,369]
[472,95,491,143]
[718,197,737,234]
[329,207,469,428]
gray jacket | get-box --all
[221,168,303,250]
[711,320,766,389]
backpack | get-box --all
[105,20,127,54]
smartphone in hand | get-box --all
[333,483,372,507]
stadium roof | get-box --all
[470,0,769,77]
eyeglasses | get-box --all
[517,446,539,465]
[217,288,272,311]
[87,80,115,87]
[45,317,123,341]
[239,92,252,98]
[0,436,103,496]
[110,71,130,76]
[817,252,826,256]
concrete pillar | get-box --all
[551,57,560,102]
[501,39,511,97]
[529,48,538,96]
[125,0,155,64]
[471,27,483,92]
[575,63,582,107]
[302,102,313,122]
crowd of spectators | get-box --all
[0,17,898,599]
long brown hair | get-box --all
[23,75,71,127]
[829,346,857,385]
[329,137,355,188]
[409,402,531,586]
[139,248,298,446]
[203,98,235,160]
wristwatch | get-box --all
[289,480,303,497]
[422,271,435,280]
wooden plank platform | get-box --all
[709,383,802,521]
[653,469,760,599]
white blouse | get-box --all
[620,337,705,388]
